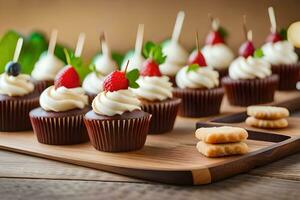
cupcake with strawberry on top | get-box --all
[132,42,181,134]
[173,33,224,117]
[84,66,151,152]
[199,17,234,78]
[222,29,278,106]
[30,49,89,145]
[261,7,300,90]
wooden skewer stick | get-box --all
[268,6,277,33]
[100,32,111,56]
[124,60,129,73]
[13,38,23,62]
[75,32,85,57]
[196,30,200,53]
[171,11,185,43]
[247,30,253,41]
[48,29,58,55]
[135,24,144,56]
[243,15,248,40]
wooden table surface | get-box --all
[0,149,299,200]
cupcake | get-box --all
[261,7,300,90]
[83,34,117,102]
[30,65,89,145]
[31,52,65,93]
[222,37,278,106]
[0,61,39,131]
[173,60,224,117]
[132,43,181,134]
[200,17,234,78]
[159,11,188,85]
[262,35,299,90]
[84,69,151,152]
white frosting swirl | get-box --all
[40,86,88,112]
[0,73,34,96]
[262,41,298,65]
[201,44,235,69]
[176,66,219,89]
[31,53,65,81]
[94,54,118,75]
[82,72,105,95]
[159,41,188,76]
[229,56,272,80]
[132,76,173,101]
[92,89,141,116]
[121,53,145,71]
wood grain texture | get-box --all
[0,175,299,200]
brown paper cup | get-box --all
[30,107,89,145]
[85,92,97,104]
[32,79,53,94]
[141,98,181,134]
[222,74,278,106]
[271,63,300,90]
[84,110,151,152]
[173,87,224,118]
[0,92,39,131]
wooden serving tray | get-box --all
[0,91,300,185]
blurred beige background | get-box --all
[0,0,299,60]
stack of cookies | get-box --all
[246,106,290,129]
[195,126,249,158]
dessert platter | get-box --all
[1,8,300,185]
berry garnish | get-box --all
[189,31,207,66]
[5,61,21,76]
[266,32,282,43]
[103,62,140,92]
[206,31,224,45]
[54,66,80,89]
[239,41,255,58]
[140,59,162,77]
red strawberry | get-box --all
[266,32,282,43]
[54,66,80,89]
[103,71,129,92]
[140,59,162,77]
[188,51,207,66]
[206,31,224,45]
[239,41,255,58]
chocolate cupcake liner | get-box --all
[84,112,151,152]
[85,92,97,104]
[30,107,89,145]
[32,79,53,94]
[173,87,224,118]
[141,98,181,134]
[271,63,300,90]
[0,96,39,131]
[222,74,278,107]
[216,68,228,79]
[167,76,177,87]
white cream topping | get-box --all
[31,53,65,81]
[40,86,88,112]
[121,53,145,71]
[229,56,272,80]
[159,41,188,76]
[94,54,118,75]
[92,89,141,116]
[262,41,298,65]
[132,76,173,101]
[82,72,105,95]
[176,66,219,89]
[201,44,235,69]
[0,73,34,96]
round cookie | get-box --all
[247,106,289,120]
[245,116,288,129]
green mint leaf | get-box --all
[218,26,228,40]
[126,69,140,88]
[187,64,199,73]
[279,28,287,40]
[112,52,125,68]
[254,48,264,58]
[143,41,166,64]
[89,63,96,72]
